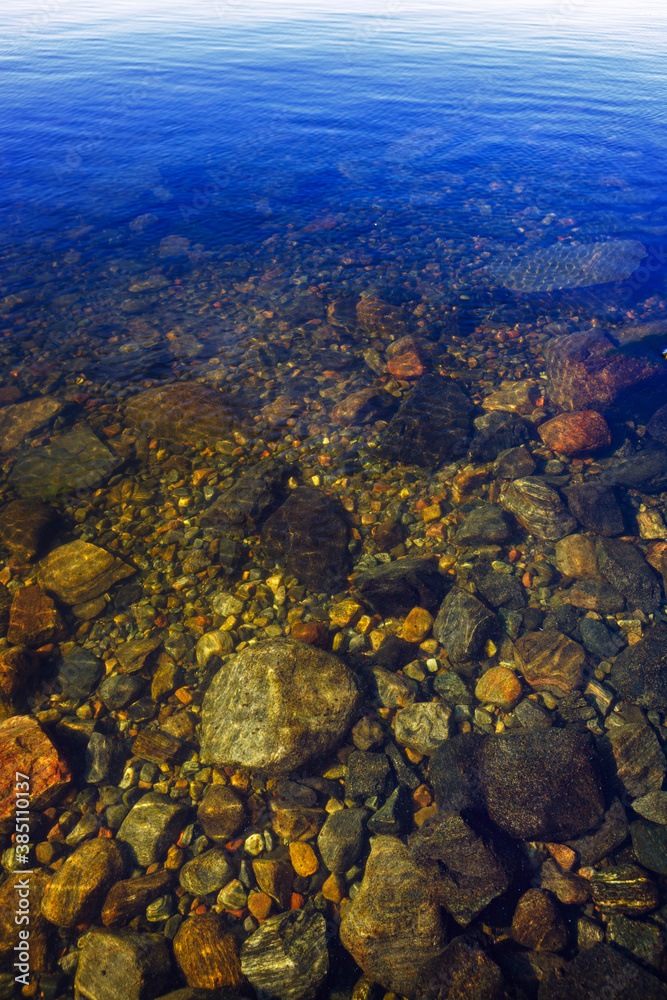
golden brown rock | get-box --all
[0,715,71,823]
[515,629,586,697]
[356,296,405,336]
[0,645,38,700]
[101,870,173,928]
[290,621,329,648]
[7,584,66,647]
[252,857,293,910]
[124,382,243,443]
[41,839,126,928]
[584,863,659,915]
[288,841,318,877]
[555,534,599,579]
[511,888,568,952]
[0,396,63,453]
[331,388,379,426]
[0,870,53,972]
[173,912,244,989]
[482,380,539,415]
[400,607,434,644]
[339,835,445,996]
[475,665,522,710]
[197,784,248,843]
[39,540,134,605]
[538,410,611,455]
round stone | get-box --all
[475,666,522,710]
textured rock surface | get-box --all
[75,929,170,1000]
[537,942,667,1000]
[0,715,71,822]
[538,410,611,455]
[261,487,350,592]
[173,913,244,990]
[479,728,604,841]
[510,888,568,952]
[433,587,498,662]
[454,506,512,546]
[514,629,586,697]
[610,622,667,710]
[606,723,667,799]
[0,499,59,562]
[200,639,360,773]
[380,374,472,467]
[101,870,174,928]
[200,457,292,535]
[394,702,451,754]
[116,791,190,866]
[0,395,63,452]
[8,424,122,499]
[554,534,599,579]
[39,540,135,605]
[339,835,446,996]
[41,839,125,928]
[124,383,244,442]
[353,557,447,616]
[0,870,52,973]
[7,584,66,647]
[197,785,247,843]
[563,482,624,536]
[501,477,577,541]
[416,936,511,1000]
[317,807,368,872]
[240,909,328,1000]
[596,536,662,612]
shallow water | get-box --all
[2,1,667,998]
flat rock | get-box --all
[478,728,604,841]
[261,487,350,592]
[75,929,170,1000]
[501,477,578,541]
[566,578,625,613]
[339,835,446,996]
[200,457,293,535]
[606,723,666,799]
[0,395,63,452]
[0,499,59,562]
[8,424,122,498]
[468,410,529,462]
[0,715,71,822]
[57,647,103,700]
[599,447,667,494]
[545,329,665,415]
[124,383,245,443]
[0,870,52,973]
[538,410,611,455]
[241,909,328,1000]
[416,936,512,1000]
[353,557,447,616]
[200,638,360,774]
[554,534,598,579]
[514,629,586,697]
[610,622,667,710]
[411,810,511,926]
[39,540,134,605]
[537,942,667,1000]
[179,847,234,896]
[101,870,174,928]
[596,537,662,613]
[41,838,126,928]
[563,482,624,536]
[7,583,66,647]
[115,636,162,674]
[454,506,512,546]
[493,444,537,479]
[433,587,498,662]
[379,374,471,467]
[116,791,190,866]
[173,913,243,990]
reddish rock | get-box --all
[511,888,568,952]
[356,296,406,336]
[515,629,586,697]
[0,646,39,701]
[173,912,244,989]
[387,350,424,379]
[538,410,611,455]
[0,716,72,823]
[7,585,66,647]
[290,620,329,648]
[545,329,665,414]
[0,870,53,972]
[331,388,379,426]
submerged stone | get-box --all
[380,374,472,467]
[241,909,328,1000]
[353,557,447,616]
[124,382,246,442]
[200,456,293,535]
[563,482,624,536]
[433,587,498,663]
[501,477,577,541]
[8,424,122,498]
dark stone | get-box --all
[57,647,103,700]
[630,820,667,876]
[537,942,667,1000]
[124,382,245,443]
[479,728,605,841]
[84,733,121,785]
[493,445,536,480]
[0,499,59,562]
[410,811,511,926]
[501,477,578,541]
[599,447,667,494]
[541,604,581,638]
[116,792,191,867]
[370,634,420,671]
[468,411,529,463]
[475,570,526,610]
[9,424,123,500]
[99,674,144,711]
[647,402,667,446]
[606,914,667,975]
[605,723,667,799]
[240,909,328,1000]
[433,671,474,706]
[317,807,368,873]
[579,618,624,659]
[454,507,512,546]
[74,929,170,1000]
[596,537,662,613]
[563,482,624,536]
[200,458,293,536]
[429,733,486,813]
[611,622,667,711]
[367,786,412,836]
[345,750,392,801]
[102,870,175,929]
[197,785,247,843]
[353,557,448,616]
[417,936,513,1000]
[261,487,349,593]
[433,587,498,662]
[565,797,628,865]
[566,578,625,613]
[545,328,666,415]
[385,741,421,790]
[380,374,472,467]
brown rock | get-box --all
[387,343,424,380]
[400,607,434,644]
[0,716,71,822]
[39,539,134,604]
[584,863,659,916]
[288,841,318,877]
[371,519,404,552]
[197,785,247,843]
[290,621,329,648]
[252,857,293,910]
[247,891,272,921]
[501,477,577,541]
[322,872,346,903]
[545,329,665,414]
[0,645,39,700]
[173,913,244,989]
[482,380,539,415]
[475,666,522,710]
[124,383,244,443]
[7,585,66,647]
[515,629,586,697]
[331,388,379,426]
[538,411,611,455]
[0,396,63,453]
[115,636,161,673]
[270,801,326,842]
[540,859,590,906]
[511,889,568,951]
[0,499,58,563]
[41,838,126,928]
[356,296,406,336]
[339,835,446,996]
[555,535,599,579]
[101,870,173,928]
[0,870,53,972]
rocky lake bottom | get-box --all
[3,214,667,1000]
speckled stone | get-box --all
[475,666,522,710]
[393,702,451,755]
[197,785,247,843]
[179,848,234,896]
[433,587,498,663]
[317,807,368,873]
[116,792,190,866]
[511,889,568,952]
[75,929,170,1000]
[538,410,611,455]
[39,540,134,605]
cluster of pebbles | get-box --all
[2,244,667,1000]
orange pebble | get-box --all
[522,572,532,588]
[195,904,207,915]
[290,893,305,910]
[248,892,272,921]
[412,784,433,809]
[508,548,520,563]
[321,874,346,904]
[97,828,113,839]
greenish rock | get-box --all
[630,820,667,876]
[367,786,412,836]
[117,792,191,866]
[317,808,368,873]
[433,587,498,663]
[240,909,328,1000]
[179,848,234,896]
